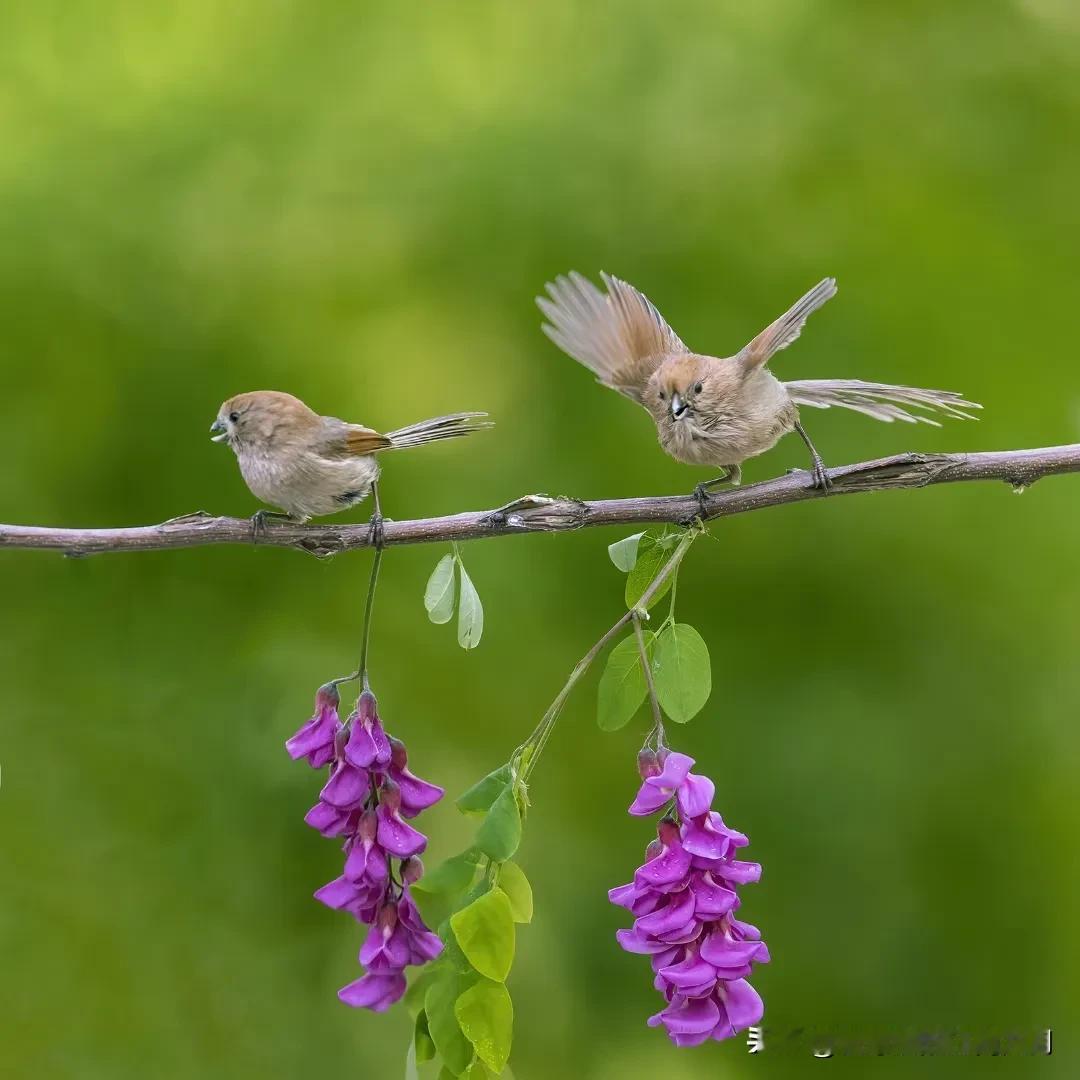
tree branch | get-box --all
[2,443,1078,558]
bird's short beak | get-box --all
[209,418,228,443]
[670,392,687,420]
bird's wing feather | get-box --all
[737,278,837,371]
[313,420,393,457]
[785,379,981,424]
[537,271,687,402]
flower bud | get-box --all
[378,776,402,814]
[316,682,341,710]
[358,808,379,843]
[375,902,398,934]
[389,736,408,771]
[657,817,680,846]
[400,856,423,885]
[637,748,660,778]
[334,724,350,759]
[356,689,378,726]
[645,839,663,862]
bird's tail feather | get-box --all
[384,412,493,450]
[785,380,981,425]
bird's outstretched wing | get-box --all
[785,379,981,424]
[537,272,688,402]
[737,278,837,371]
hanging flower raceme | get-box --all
[610,748,769,1047]
[286,685,445,1013]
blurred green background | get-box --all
[2,1,1078,1077]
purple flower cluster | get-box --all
[609,749,769,1047]
[286,683,445,1012]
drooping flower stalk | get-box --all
[611,749,768,1045]
[288,684,445,1012]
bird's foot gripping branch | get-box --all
[282,516,770,1077]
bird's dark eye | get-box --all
[694,382,703,394]
[229,412,240,423]
[658,390,666,400]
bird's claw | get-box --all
[250,509,295,543]
[810,457,832,492]
[368,511,386,550]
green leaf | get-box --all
[411,852,481,928]
[608,531,645,572]
[425,553,458,624]
[652,623,712,723]
[497,861,533,924]
[406,1040,420,1080]
[450,888,516,982]
[426,974,476,1075]
[406,964,442,1018]
[475,787,521,862]
[624,530,676,609]
[415,1010,436,1064]
[597,631,654,731]
[455,979,514,1074]
[456,765,513,815]
[457,560,484,649]
[416,852,480,896]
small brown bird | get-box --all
[210,391,490,537]
[538,273,979,502]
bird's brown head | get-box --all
[210,390,321,453]
[645,356,714,425]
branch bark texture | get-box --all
[1,444,1077,559]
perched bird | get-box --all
[537,273,979,502]
[210,390,490,539]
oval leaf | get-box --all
[425,553,458,624]
[475,786,521,862]
[624,531,677,609]
[411,852,481,928]
[457,561,484,649]
[608,531,645,572]
[426,974,476,1075]
[450,888,516,983]
[414,1009,436,1065]
[455,979,514,1074]
[652,622,712,723]
[456,764,513,815]
[497,861,533,924]
[597,632,653,731]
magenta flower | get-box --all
[611,748,768,1046]
[343,690,391,769]
[285,684,342,768]
[288,685,444,1013]
[337,971,406,1013]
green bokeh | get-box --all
[2,2,1077,1077]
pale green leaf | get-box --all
[597,631,654,731]
[456,765,513,815]
[455,979,514,1074]
[497,861,532,923]
[411,852,482,928]
[425,553,458,624]
[457,560,484,649]
[426,974,476,1075]
[607,531,645,572]
[652,622,712,723]
[414,1010,436,1065]
[450,888,516,982]
[624,530,676,609]
[475,787,521,862]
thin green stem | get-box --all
[633,610,665,749]
[514,525,699,783]
[357,546,383,690]
[332,482,386,691]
